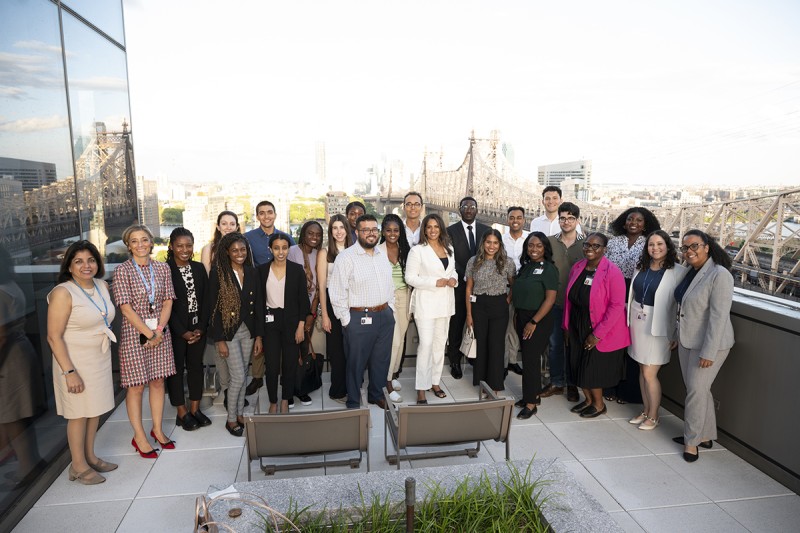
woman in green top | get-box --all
[513,232,558,419]
[378,214,412,403]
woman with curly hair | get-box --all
[208,233,263,436]
[627,230,686,430]
[378,213,412,403]
[465,229,517,395]
[512,232,558,419]
[316,214,352,403]
[605,206,661,404]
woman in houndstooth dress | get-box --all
[113,225,177,457]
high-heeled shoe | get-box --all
[88,458,118,472]
[68,465,105,485]
[131,438,158,459]
[150,429,176,449]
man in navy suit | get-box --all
[446,196,490,379]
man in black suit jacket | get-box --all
[446,196,490,379]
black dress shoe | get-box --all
[176,412,200,431]
[566,385,579,402]
[517,406,537,419]
[515,398,526,408]
[368,398,388,410]
[672,436,713,449]
[192,410,212,427]
[683,451,699,463]
[507,363,523,376]
[570,401,592,413]
[540,384,564,398]
[450,363,463,379]
[579,405,608,418]
[245,377,264,396]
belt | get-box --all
[350,302,389,312]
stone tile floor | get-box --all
[14,366,800,532]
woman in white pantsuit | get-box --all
[672,229,734,463]
[627,230,686,430]
[405,214,458,405]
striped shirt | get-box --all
[329,242,395,327]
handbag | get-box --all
[295,337,323,395]
[460,323,477,359]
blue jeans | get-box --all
[547,305,567,387]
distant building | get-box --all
[183,194,225,245]
[538,160,592,200]
[316,141,327,187]
[136,176,160,238]
[0,156,57,191]
[325,191,349,220]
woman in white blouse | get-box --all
[405,214,458,404]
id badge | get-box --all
[265,314,275,323]
[470,295,477,303]
[191,315,199,326]
[584,277,593,286]
[361,316,373,325]
[145,318,158,330]
[533,268,543,275]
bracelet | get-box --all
[529,318,538,325]
[62,369,75,376]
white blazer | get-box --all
[627,264,687,339]
[405,243,458,319]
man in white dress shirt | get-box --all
[530,186,565,236]
[402,191,423,246]
[502,206,529,376]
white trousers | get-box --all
[388,287,411,380]
[415,317,449,390]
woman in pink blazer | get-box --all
[563,233,631,418]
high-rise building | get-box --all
[183,194,226,246]
[538,160,592,200]
[316,141,327,187]
[136,176,160,238]
[0,157,57,191]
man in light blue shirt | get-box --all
[244,200,295,267]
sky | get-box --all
[122,0,800,188]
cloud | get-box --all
[70,76,128,91]
[14,40,64,56]
[0,115,68,133]
[0,87,26,99]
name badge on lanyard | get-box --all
[584,277,593,286]
[469,295,477,303]
[533,268,543,275]
[361,316,373,325]
[192,315,199,326]
[265,308,275,323]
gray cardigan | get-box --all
[676,258,735,360]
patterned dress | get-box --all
[112,259,177,387]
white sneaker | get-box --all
[391,379,402,391]
[388,390,403,403]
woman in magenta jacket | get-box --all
[563,232,631,418]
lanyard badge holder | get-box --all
[361,308,372,326]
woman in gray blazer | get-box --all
[627,230,686,430]
[672,230,734,462]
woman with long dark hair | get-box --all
[208,233,263,436]
[113,225,176,457]
[672,230,734,462]
[47,241,115,483]
[165,227,211,431]
[405,214,458,404]
[465,229,516,395]
[258,233,310,413]
[512,232,558,419]
[627,230,686,430]
[316,214,352,403]
[378,213,412,403]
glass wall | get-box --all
[0,0,134,527]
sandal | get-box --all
[431,388,447,399]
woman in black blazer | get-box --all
[208,233,263,436]
[258,233,310,413]
[166,228,211,431]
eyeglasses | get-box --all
[404,202,422,208]
[559,216,577,223]
[358,228,380,235]
[582,242,604,251]
[679,242,705,253]
[460,204,477,211]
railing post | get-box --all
[405,476,415,532]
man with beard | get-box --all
[502,206,529,376]
[329,215,396,409]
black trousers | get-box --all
[516,308,554,404]
[167,322,205,406]
[325,290,347,399]
[263,308,301,403]
[471,294,509,391]
[447,282,468,364]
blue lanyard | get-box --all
[72,280,111,329]
[133,260,156,309]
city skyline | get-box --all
[120,0,800,188]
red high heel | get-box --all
[150,429,176,450]
[131,437,158,458]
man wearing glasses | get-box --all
[402,191,424,246]
[329,215,396,409]
[543,202,584,401]
[445,196,489,379]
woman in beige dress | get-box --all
[47,241,117,485]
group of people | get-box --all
[46,189,736,484]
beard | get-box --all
[358,236,377,249]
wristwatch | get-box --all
[529,318,538,325]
